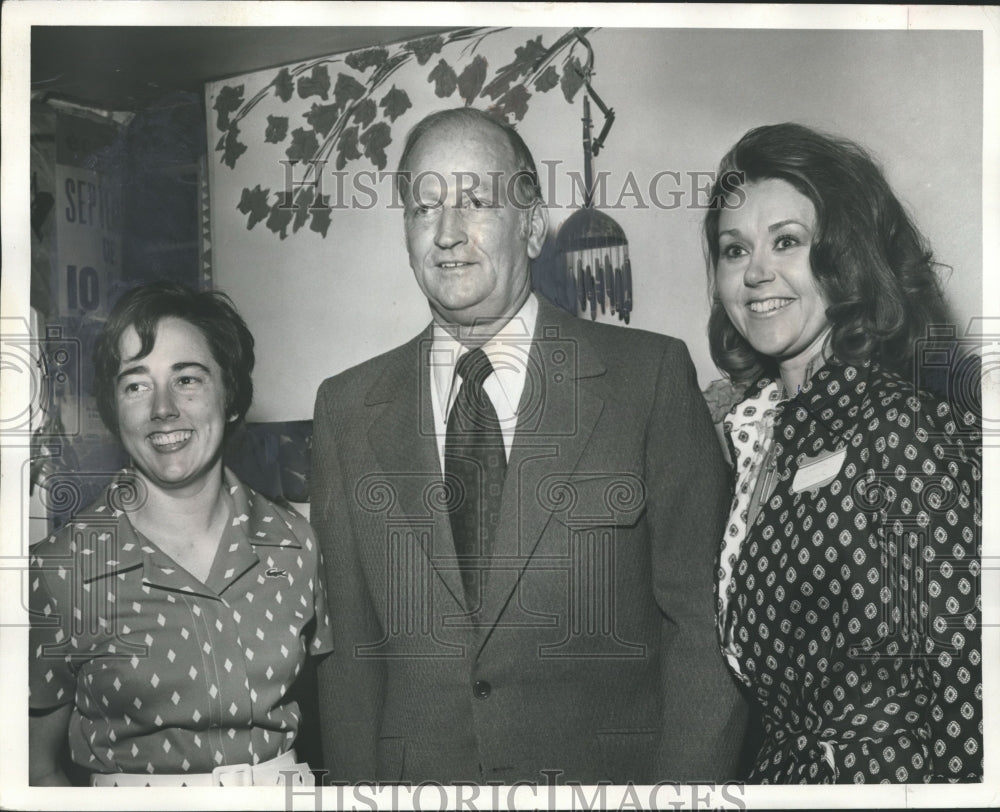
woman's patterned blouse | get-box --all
[718,361,982,783]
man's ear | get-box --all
[525,200,548,260]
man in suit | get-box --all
[312,107,746,784]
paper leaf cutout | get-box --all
[333,72,365,110]
[360,122,391,171]
[220,126,247,169]
[379,85,412,122]
[534,65,559,93]
[352,98,377,128]
[492,84,532,122]
[346,46,389,73]
[310,198,332,237]
[305,102,340,137]
[286,127,320,162]
[213,84,245,129]
[457,55,488,105]
[406,34,444,65]
[237,185,270,229]
[297,65,331,100]
[273,68,294,102]
[428,59,458,98]
[560,56,585,103]
[265,115,289,143]
[291,186,314,233]
[336,125,361,170]
[482,36,546,99]
[266,192,294,239]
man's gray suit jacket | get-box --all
[312,296,747,784]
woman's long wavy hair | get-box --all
[703,122,951,387]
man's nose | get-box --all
[744,250,775,286]
[434,206,467,248]
[150,385,180,420]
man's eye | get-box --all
[121,381,147,396]
[176,375,202,387]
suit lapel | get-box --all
[366,329,467,609]
[476,300,606,645]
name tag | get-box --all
[791,447,847,493]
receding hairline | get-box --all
[398,115,521,176]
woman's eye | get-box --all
[721,244,747,260]
[120,381,147,396]
[775,235,799,250]
[176,375,201,387]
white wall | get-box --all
[206,28,982,422]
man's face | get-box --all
[402,121,547,330]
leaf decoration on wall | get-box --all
[534,65,559,93]
[346,46,389,73]
[560,56,585,103]
[429,59,458,98]
[457,55,487,104]
[333,73,365,110]
[360,122,392,171]
[407,34,445,65]
[305,103,339,137]
[353,98,377,128]
[380,85,412,122]
[335,125,362,170]
[237,185,270,229]
[297,65,331,100]
[286,127,320,162]
[273,69,294,102]
[213,84,245,129]
[215,27,596,237]
[265,115,289,143]
[266,192,294,238]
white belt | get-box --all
[91,749,314,787]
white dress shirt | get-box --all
[429,294,538,474]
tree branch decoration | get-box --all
[212,27,594,239]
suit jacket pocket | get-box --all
[542,473,646,529]
[376,736,405,781]
[596,728,657,783]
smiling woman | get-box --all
[28,282,333,787]
[703,124,982,784]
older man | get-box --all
[312,107,745,784]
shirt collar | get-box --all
[81,469,302,595]
[725,360,875,444]
[431,292,538,417]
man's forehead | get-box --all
[408,119,516,169]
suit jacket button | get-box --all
[473,680,491,699]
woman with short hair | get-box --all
[29,281,333,786]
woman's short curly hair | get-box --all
[703,122,950,386]
[93,281,255,439]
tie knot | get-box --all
[456,347,494,391]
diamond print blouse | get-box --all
[29,469,334,776]
[718,362,982,783]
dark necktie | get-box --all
[445,347,508,611]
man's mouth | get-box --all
[148,430,193,451]
[748,298,793,314]
[437,261,473,269]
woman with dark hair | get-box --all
[705,123,981,783]
[29,281,332,786]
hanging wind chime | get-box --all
[555,38,633,324]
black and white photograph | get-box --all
[2,2,997,809]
